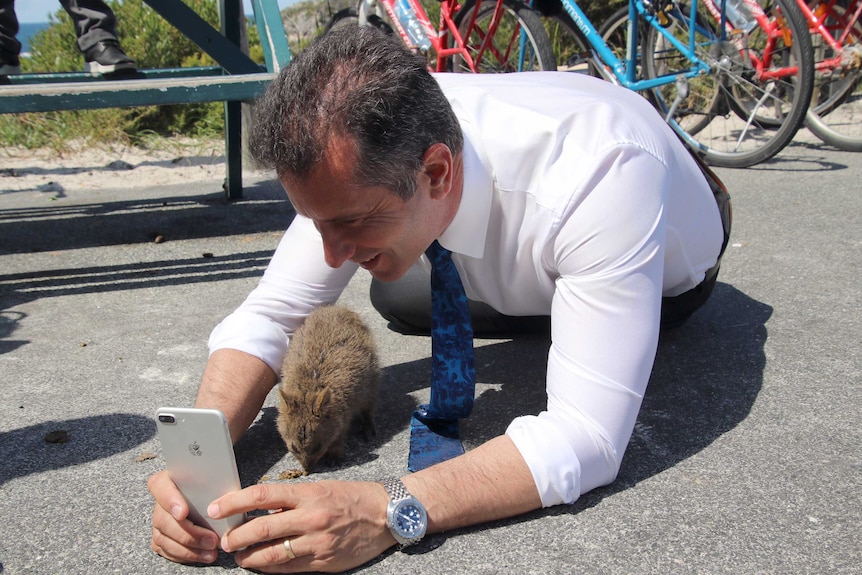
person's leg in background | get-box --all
[0,0,22,75]
[60,0,135,73]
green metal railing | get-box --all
[0,0,292,200]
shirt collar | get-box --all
[437,121,493,259]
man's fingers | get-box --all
[150,509,220,566]
[149,471,221,566]
[147,470,188,521]
[233,535,313,573]
[151,525,219,565]
[209,483,297,519]
[152,503,219,550]
[219,509,300,554]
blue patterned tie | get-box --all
[408,241,475,471]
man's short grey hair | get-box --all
[250,25,464,200]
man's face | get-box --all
[281,136,448,282]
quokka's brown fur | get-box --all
[276,305,380,472]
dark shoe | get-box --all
[0,52,21,76]
[84,41,136,74]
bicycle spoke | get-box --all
[644,0,814,167]
[452,0,556,72]
[803,1,862,151]
[735,81,775,150]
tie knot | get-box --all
[426,240,451,270]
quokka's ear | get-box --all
[280,387,303,411]
[311,387,332,417]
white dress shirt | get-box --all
[209,72,724,508]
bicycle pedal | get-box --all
[657,11,671,27]
[657,3,675,28]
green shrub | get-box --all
[1,0,264,151]
[1,0,624,152]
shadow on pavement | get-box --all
[0,179,295,338]
[0,250,276,305]
[0,413,155,485]
[234,406,291,486]
[402,282,771,545]
[244,282,771,504]
[617,282,771,490]
[0,179,293,256]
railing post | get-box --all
[221,0,244,200]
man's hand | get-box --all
[148,470,221,564]
[149,349,278,565]
[209,480,395,573]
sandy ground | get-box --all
[0,138,267,195]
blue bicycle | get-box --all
[533,0,815,167]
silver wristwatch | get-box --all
[381,478,428,548]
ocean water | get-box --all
[17,22,49,55]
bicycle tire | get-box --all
[538,8,603,75]
[324,7,394,35]
[806,82,862,150]
[803,2,862,151]
[451,0,557,72]
[643,0,815,168]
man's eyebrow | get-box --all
[319,211,368,223]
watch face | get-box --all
[394,501,426,538]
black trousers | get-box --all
[371,159,732,336]
[0,0,119,57]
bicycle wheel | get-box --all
[534,4,602,75]
[806,80,862,150]
[644,0,814,168]
[804,1,862,151]
[325,7,394,35]
[451,0,557,72]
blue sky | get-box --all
[16,0,302,23]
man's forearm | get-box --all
[195,348,278,444]
[197,350,542,535]
[403,435,542,533]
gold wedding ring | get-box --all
[283,538,297,560]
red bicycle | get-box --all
[687,0,862,151]
[798,0,862,151]
[327,0,556,73]
[698,0,862,151]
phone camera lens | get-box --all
[158,414,176,424]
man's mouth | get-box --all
[358,253,381,269]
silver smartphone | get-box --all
[155,407,247,537]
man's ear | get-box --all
[421,143,454,200]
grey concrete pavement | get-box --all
[1,133,860,574]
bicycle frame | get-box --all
[800,0,862,148]
[559,0,811,91]
[797,0,862,74]
[358,0,531,72]
[706,0,862,78]
[703,0,805,81]
[558,0,711,91]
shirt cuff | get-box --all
[506,414,582,507]
[207,311,289,375]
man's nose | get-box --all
[318,223,356,268]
